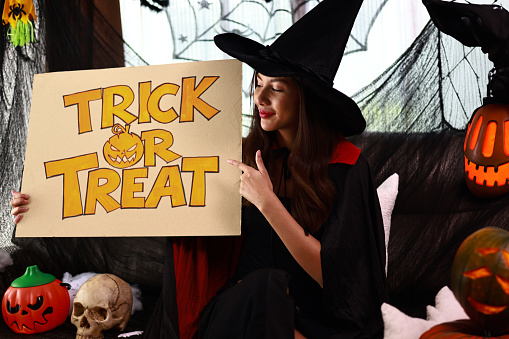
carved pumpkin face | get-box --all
[103,124,144,168]
[451,227,509,334]
[2,265,70,334]
[464,104,509,198]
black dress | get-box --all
[198,151,388,339]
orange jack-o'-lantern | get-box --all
[103,124,144,168]
[2,265,70,334]
[451,227,509,335]
[464,104,509,199]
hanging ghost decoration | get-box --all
[423,0,509,198]
[1,0,37,47]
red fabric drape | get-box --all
[173,236,242,339]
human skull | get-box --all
[70,274,133,339]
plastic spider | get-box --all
[8,4,26,21]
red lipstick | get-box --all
[259,109,274,119]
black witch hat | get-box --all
[214,0,366,136]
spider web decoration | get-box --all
[166,0,292,62]
[346,0,389,55]
[354,21,492,132]
[161,0,391,133]
[163,0,391,62]
[355,0,508,133]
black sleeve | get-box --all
[320,154,388,338]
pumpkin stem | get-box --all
[112,123,126,135]
[11,265,56,288]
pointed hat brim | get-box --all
[214,33,366,136]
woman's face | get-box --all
[254,73,300,136]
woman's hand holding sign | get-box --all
[10,191,30,224]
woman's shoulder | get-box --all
[327,147,371,185]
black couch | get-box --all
[2,130,508,338]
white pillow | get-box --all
[426,285,468,323]
[382,286,469,339]
[381,302,437,339]
[377,173,399,274]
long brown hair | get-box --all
[243,72,341,234]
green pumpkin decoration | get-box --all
[2,265,70,334]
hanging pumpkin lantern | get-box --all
[2,265,70,334]
[1,0,37,47]
[464,104,509,199]
[451,227,509,335]
[103,124,144,168]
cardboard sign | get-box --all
[17,59,242,237]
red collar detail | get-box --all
[269,136,361,165]
[330,135,361,165]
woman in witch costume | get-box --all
[10,0,388,337]
[198,0,388,338]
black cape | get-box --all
[200,152,388,338]
[145,144,388,338]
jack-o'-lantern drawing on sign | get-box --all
[103,124,144,168]
[464,104,509,199]
[451,227,509,335]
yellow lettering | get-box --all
[141,129,181,166]
[139,82,180,124]
[102,85,137,128]
[63,89,102,134]
[181,156,219,206]
[44,153,99,218]
[84,169,121,214]
[138,81,151,124]
[146,166,186,208]
[180,76,220,122]
[150,83,179,123]
[121,167,148,208]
